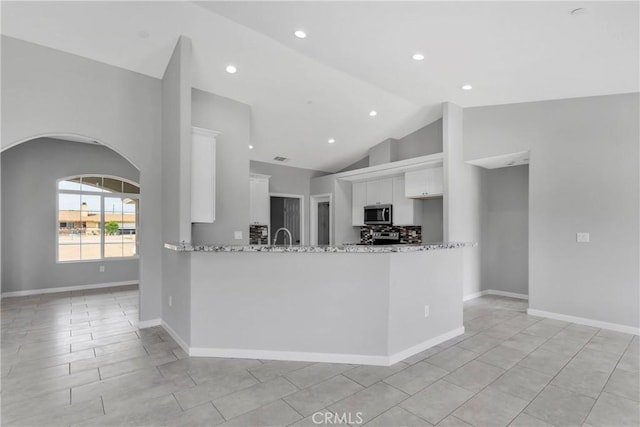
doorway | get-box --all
[310,194,332,245]
[270,194,304,245]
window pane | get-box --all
[103,178,122,193]
[59,244,81,261]
[80,177,103,192]
[59,193,81,211]
[58,178,82,191]
[81,244,101,260]
[104,243,123,258]
[122,181,140,194]
[123,242,136,257]
[59,194,81,253]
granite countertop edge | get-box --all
[163,242,476,253]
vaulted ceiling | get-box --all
[2,1,638,172]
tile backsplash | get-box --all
[249,225,269,245]
[360,225,422,244]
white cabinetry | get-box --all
[366,178,393,205]
[405,166,443,199]
[249,174,270,225]
[392,176,422,225]
[191,127,220,223]
[351,182,367,226]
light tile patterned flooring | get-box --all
[1,285,639,426]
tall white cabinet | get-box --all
[191,127,220,223]
[250,174,270,226]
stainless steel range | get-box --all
[371,231,401,245]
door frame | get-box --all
[310,193,333,246]
[269,193,305,245]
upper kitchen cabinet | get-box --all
[352,181,367,226]
[366,178,393,205]
[191,127,220,223]
[405,166,443,199]
[392,176,422,225]
[249,174,270,225]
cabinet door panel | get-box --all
[249,178,270,225]
[393,176,421,225]
[405,167,443,198]
[366,179,392,205]
[351,182,367,226]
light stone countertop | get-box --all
[163,242,475,253]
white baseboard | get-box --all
[388,326,465,365]
[463,290,488,301]
[463,289,529,301]
[486,290,528,300]
[137,318,162,329]
[1,281,139,298]
[189,346,391,366]
[189,326,465,366]
[527,308,639,336]
[161,321,190,355]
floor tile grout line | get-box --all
[582,335,634,421]
[515,323,606,425]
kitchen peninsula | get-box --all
[164,242,470,366]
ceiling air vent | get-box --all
[273,156,289,162]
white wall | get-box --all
[1,36,163,321]
[191,89,251,245]
[251,161,326,245]
[443,103,483,297]
[481,165,529,295]
[1,138,139,293]
[465,93,639,329]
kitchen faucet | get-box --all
[272,227,293,247]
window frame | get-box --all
[56,174,140,263]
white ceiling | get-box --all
[2,1,638,172]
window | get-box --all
[57,175,139,262]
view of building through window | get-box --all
[58,176,139,262]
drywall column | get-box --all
[161,36,193,343]
[443,102,483,297]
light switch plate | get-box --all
[234,231,243,240]
[576,232,590,243]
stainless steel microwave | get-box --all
[364,204,392,225]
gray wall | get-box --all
[338,118,443,171]
[395,118,443,161]
[1,36,163,321]
[191,89,251,245]
[161,37,192,342]
[421,199,444,243]
[465,93,639,329]
[481,165,529,295]
[250,161,326,245]
[1,138,139,293]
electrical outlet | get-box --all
[576,232,590,243]
[424,305,430,317]
[234,231,243,240]
[168,296,172,307]
[99,265,105,273]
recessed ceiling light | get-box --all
[225,65,237,74]
[248,145,254,150]
[461,84,473,91]
[570,8,588,16]
[369,110,378,117]
[328,138,336,144]
[412,53,425,61]
[294,30,307,39]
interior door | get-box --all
[283,198,301,244]
[317,202,330,245]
